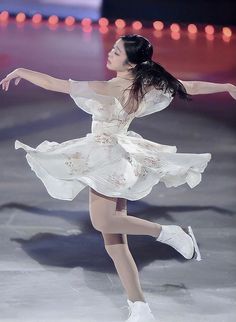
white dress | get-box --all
[14,78,212,201]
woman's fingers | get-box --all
[0,79,10,91]
[0,79,6,90]
[1,74,21,91]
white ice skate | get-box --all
[125,299,157,322]
[156,225,201,261]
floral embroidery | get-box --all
[64,152,89,175]
[94,134,117,145]
[143,156,161,167]
[108,173,126,187]
[134,165,148,177]
[127,154,148,178]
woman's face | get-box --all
[106,39,132,72]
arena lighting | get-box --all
[222,27,232,37]
[188,24,198,34]
[153,30,163,39]
[99,26,109,34]
[82,26,92,33]
[115,19,126,29]
[153,21,164,31]
[206,34,214,41]
[171,32,181,40]
[205,25,215,35]
[65,16,75,26]
[32,14,42,24]
[0,11,9,22]
[132,21,142,30]
[16,12,26,23]
[98,17,109,27]
[48,15,59,25]
[222,35,231,42]
[81,18,92,27]
[170,23,180,33]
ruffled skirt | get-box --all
[14,130,211,201]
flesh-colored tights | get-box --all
[89,188,162,303]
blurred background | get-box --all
[0,0,235,24]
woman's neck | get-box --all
[116,70,133,80]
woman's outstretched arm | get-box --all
[178,79,236,99]
[0,68,70,93]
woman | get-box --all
[1,34,236,322]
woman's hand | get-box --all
[0,69,22,91]
[228,84,236,100]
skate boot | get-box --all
[125,299,157,322]
[156,225,201,261]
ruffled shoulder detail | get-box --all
[135,88,174,118]
[68,79,118,116]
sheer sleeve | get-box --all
[68,79,115,115]
[135,88,174,118]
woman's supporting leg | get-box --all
[89,188,162,237]
[89,188,146,303]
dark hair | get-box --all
[120,34,192,114]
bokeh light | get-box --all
[205,25,215,35]
[81,18,92,27]
[16,12,26,23]
[98,17,109,27]
[171,32,181,40]
[153,21,164,31]
[132,21,142,30]
[0,11,9,22]
[222,27,232,37]
[188,24,198,34]
[115,19,126,29]
[32,13,42,24]
[65,16,75,26]
[170,23,180,33]
[48,15,59,25]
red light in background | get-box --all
[65,16,75,26]
[222,27,232,37]
[170,23,180,33]
[99,26,108,34]
[206,34,214,41]
[0,11,9,22]
[153,21,164,31]
[32,13,42,24]
[82,26,92,33]
[16,12,26,23]
[115,19,126,29]
[48,15,59,25]
[188,24,198,34]
[81,18,92,27]
[222,35,231,43]
[98,17,109,27]
[171,32,181,40]
[205,25,215,35]
[132,21,142,30]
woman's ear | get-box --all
[124,59,136,70]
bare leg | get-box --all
[89,188,147,303]
[89,188,162,238]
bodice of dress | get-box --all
[68,79,174,137]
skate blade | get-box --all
[187,226,202,261]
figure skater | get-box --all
[1,34,236,322]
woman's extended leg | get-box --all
[89,188,162,237]
[89,188,197,261]
[89,188,147,303]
